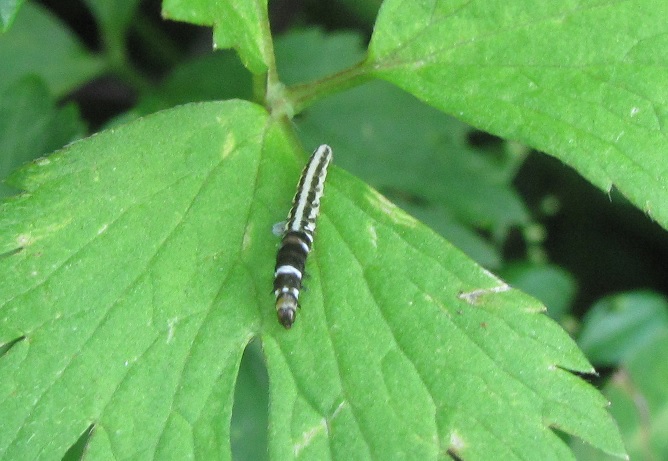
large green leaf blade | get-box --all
[1,100,623,459]
[368,0,668,230]
[0,100,276,459]
[263,170,624,459]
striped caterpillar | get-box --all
[273,145,333,328]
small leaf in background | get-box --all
[0,2,106,96]
[275,28,366,85]
[368,0,668,231]
[0,0,26,32]
[82,0,141,46]
[572,329,668,461]
[335,0,382,26]
[578,291,668,366]
[0,76,85,197]
[501,262,577,322]
[162,0,270,74]
[121,50,253,123]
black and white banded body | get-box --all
[274,144,333,328]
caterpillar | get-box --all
[273,145,333,328]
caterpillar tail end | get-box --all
[276,294,298,329]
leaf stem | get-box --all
[286,59,374,115]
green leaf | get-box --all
[162,0,271,74]
[0,2,106,96]
[0,76,85,198]
[335,0,382,26]
[128,51,253,120]
[276,28,367,85]
[267,171,623,460]
[368,0,668,231]
[0,101,623,459]
[82,0,141,49]
[578,291,668,366]
[501,263,577,321]
[0,0,25,32]
[572,331,668,461]
[0,100,273,460]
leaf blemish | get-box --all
[448,430,466,452]
[367,224,378,248]
[330,399,346,422]
[459,283,510,305]
[221,133,236,159]
[166,317,178,343]
[293,400,347,457]
[16,234,32,247]
[293,420,327,457]
[242,222,253,252]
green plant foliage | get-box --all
[163,0,271,73]
[124,51,253,122]
[0,101,274,459]
[578,291,668,367]
[0,3,106,96]
[0,101,623,459]
[368,0,668,231]
[1,0,651,459]
[276,29,367,85]
[82,0,141,43]
[280,30,527,267]
[0,0,25,31]
[573,325,668,461]
[501,263,577,322]
[0,76,85,197]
